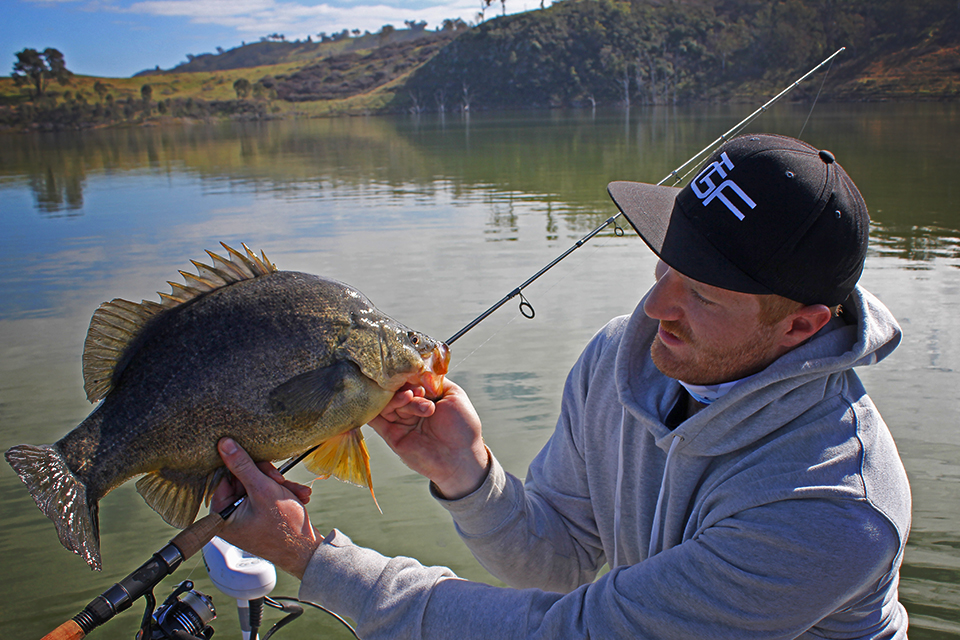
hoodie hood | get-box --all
[615,285,902,457]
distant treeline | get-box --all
[0,94,273,131]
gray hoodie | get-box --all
[300,285,911,639]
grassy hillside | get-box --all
[135,27,446,75]
[2,0,958,131]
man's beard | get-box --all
[650,320,780,386]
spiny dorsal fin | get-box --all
[82,243,277,402]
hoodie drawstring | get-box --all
[648,434,682,558]
[612,407,627,568]
[613,410,683,567]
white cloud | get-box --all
[125,0,492,38]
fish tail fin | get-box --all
[5,444,102,571]
[302,429,380,513]
[136,468,220,530]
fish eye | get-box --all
[408,331,420,345]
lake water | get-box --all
[0,102,957,639]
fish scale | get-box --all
[4,243,450,571]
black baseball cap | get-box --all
[608,134,869,307]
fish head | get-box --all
[412,332,450,398]
[347,315,450,399]
[381,326,450,398]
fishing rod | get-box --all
[39,497,247,640]
[30,50,847,640]
[275,48,847,479]
[39,492,357,640]
[444,46,845,346]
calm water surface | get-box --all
[0,103,958,639]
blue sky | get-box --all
[2,0,530,78]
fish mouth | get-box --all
[420,342,450,398]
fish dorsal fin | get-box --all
[81,243,277,402]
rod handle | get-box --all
[170,512,227,559]
[40,619,85,640]
[38,512,228,640]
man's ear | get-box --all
[779,305,833,349]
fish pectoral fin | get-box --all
[268,363,354,420]
[136,468,216,529]
[303,429,380,512]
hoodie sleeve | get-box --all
[299,498,904,640]
[433,318,628,591]
[436,447,603,592]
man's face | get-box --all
[643,261,791,385]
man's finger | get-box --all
[258,460,285,484]
[397,396,435,418]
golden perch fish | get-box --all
[5,244,450,570]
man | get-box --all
[212,134,911,638]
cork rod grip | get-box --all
[40,620,85,640]
[170,512,226,559]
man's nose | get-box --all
[643,264,681,321]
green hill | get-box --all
[396,0,960,111]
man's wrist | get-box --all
[285,525,322,580]
[433,446,492,500]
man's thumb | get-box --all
[218,437,259,483]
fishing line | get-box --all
[448,217,628,371]
[798,52,837,140]
[444,48,845,348]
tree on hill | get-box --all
[12,48,72,98]
[478,0,494,22]
[234,78,252,99]
[378,24,396,46]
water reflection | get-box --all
[5,104,959,244]
[872,222,960,263]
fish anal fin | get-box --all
[4,444,102,570]
[136,468,213,530]
[302,430,380,512]
[268,364,350,420]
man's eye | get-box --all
[692,289,714,305]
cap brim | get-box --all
[607,180,773,295]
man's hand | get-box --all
[369,379,490,500]
[210,438,320,580]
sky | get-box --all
[2,0,529,78]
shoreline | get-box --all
[3,92,958,135]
